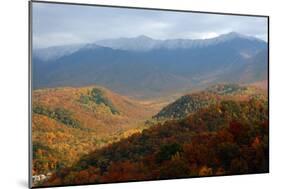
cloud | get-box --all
[32,2,268,48]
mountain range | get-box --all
[32,32,268,99]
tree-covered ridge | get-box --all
[206,84,248,95]
[43,97,268,186]
[153,84,266,120]
[31,86,160,178]
[153,94,213,120]
[79,88,119,115]
[33,105,80,128]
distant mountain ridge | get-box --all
[95,32,264,52]
[33,44,84,61]
[33,32,268,98]
[34,32,265,61]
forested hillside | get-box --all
[42,95,268,186]
[32,86,161,177]
[153,84,266,120]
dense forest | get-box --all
[153,84,265,120]
[32,86,160,178]
[41,95,268,186]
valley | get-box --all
[32,82,268,187]
[38,84,268,187]
[32,85,168,179]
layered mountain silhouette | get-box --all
[33,32,268,98]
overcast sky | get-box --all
[32,2,268,49]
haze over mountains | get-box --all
[33,32,268,99]
[95,32,265,51]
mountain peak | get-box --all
[217,32,262,42]
[83,43,101,50]
[135,35,153,40]
[224,32,242,37]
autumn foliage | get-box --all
[32,86,158,177]
[43,97,268,186]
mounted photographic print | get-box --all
[29,1,269,188]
